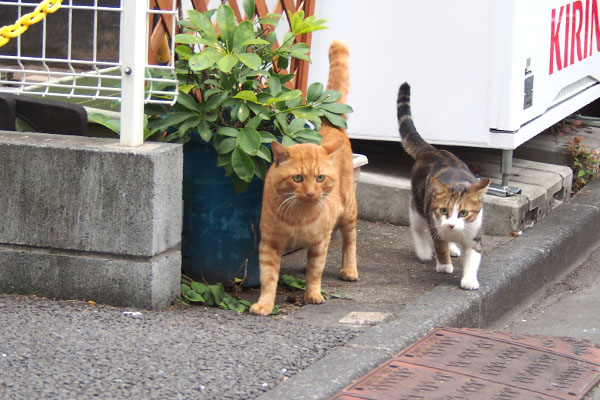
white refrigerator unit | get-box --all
[307,0,600,183]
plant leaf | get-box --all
[204,92,228,111]
[185,289,205,302]
[217,127,239,138]
[295,129,322,144]
[209,284,225,305]
[197,121,213,142]
[291,108,322,122]
[276,56,289,70]
[237,53,262,70]
[232,20,255,52]
[178,83,197,94]
[175,45,193,59]
[231,147,255,182]
[289,117,307,133]
[243,0,256,20]
[289,43,310,61]
[149,112,193,134]
[233,90,258,103]
[319,89,342,103]
[267,89,302,105]
[187,10,217,40]
[253,157,267,180]
[306,82,323,103]
[189,48,221,71]
[233,175,251,194]
[217,4,236,51]
[259,131,277,143]
[256,144,272,162]
[217,137,236,154]
[269,75,282,97]
[237,103,250,122]
[217,54,239,73]
[237,127,261,155]
[88,113,120,135]
[322,110,347,128]
[176,89,202,112]
[177,116,202,138]
[174,33,212,47]
[318,102,353,114]
[216,153,231,167]
[282,135,296,146]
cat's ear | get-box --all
[468,178,491,197]
[271,141,290,166]
[430,177,450,194]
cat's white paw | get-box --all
[436,262,453,274]
[460,276,479,290]
[449,243,461,257]
[414,242,433,261]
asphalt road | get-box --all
[490,243,600,399]
[491,244,600,344]
[0,295,359,399]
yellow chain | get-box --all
[0,0,63,48]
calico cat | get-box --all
[250,41,358,316]
[397,82,491,290]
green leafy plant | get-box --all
[181,276,253,313]
[150,0,351,193]
[280,274,340,300]
[566,135,600,192]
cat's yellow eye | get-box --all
[459,210,469,217]
[316,175,326,182]
[439,208,448,215]
[292,175,303,182]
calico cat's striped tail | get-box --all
[397,83,434,158]
[326,40,350,118]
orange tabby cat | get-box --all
[250,40,358,316]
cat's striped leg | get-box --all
[460,239,482,290]
[409,206,433,261]
[250,239,283,316]
[304,240,330,304]
[433,239,454,274]
[338,212,358,281]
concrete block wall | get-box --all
[0,131,183,309]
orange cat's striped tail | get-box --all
[326,40,350,110]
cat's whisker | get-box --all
[276,195,298,217]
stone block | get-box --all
[0,245,180,310]
[0,132,182,257]
[0,131,183,309]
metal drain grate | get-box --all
[330,327,600,400]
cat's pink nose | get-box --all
[306,192,315,198]
[448,224,455,229]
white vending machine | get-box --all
[307,0,600,183]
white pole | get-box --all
[120,0,147,147]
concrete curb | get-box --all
[258,178,600,400]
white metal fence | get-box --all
[0,0,178,146]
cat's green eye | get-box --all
[316,175,326,182]
[292,175,303,182]
[439,208,449,215]
[459,210,469,217]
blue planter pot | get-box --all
[182,134,262,286]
